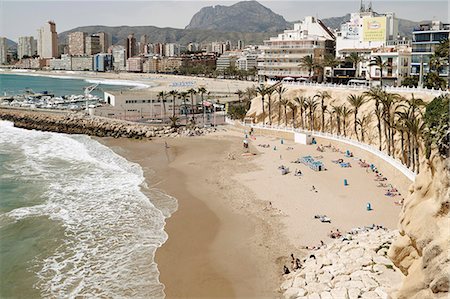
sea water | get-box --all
[0,73,150,97]
[0,121,176,298]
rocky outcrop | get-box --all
[388,153,450,299]
[185,1,289,32]
[0,109,218,139]
[280,227,403,299]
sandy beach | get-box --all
[98,125,411,298]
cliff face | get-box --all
[388,153,450,298]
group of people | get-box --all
[283,253,302,274]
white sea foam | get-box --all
[84,79,151,89]
[0,121,176,298]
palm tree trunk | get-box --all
[172,96,176,117]
[260,96,265,124]
[407,132,412,168]
[354,109,359,141]
[278,102,281,126]
[284,106,288,127]
[268,95,272,125]
[400,131,405,164]
[292,108,296,128]
[321,102,325,132]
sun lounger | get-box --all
[340,162,351,168]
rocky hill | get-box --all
[185,0,289,32]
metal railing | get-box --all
[267,79,449,96]
[235,120,416,182]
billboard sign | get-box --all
[363,17,386,42]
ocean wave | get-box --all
[84,79,151,89]
[0,122,176,298]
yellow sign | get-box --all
[363,17,386,42]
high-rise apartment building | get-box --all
[112,45,127,71]
[68,32,87,56]
[18,36,37,58]
[94,32,111,53]
[85,35,101,55]
[0,37,8,64]
[126,34,137,58]
[164,43,180,57]
[139,34,148,55]
[37,21,58,58]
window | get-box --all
[414,33,431,42]
[432,32,449,42]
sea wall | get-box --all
[0,108,216,138]
[388,153,450,299]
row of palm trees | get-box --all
[249,85,430,173]
[157,87,208,120]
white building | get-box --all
[258,16,335,81]
[164,43,180,57]
[112,45,126,71]
[216,51,239,71]
[0,37,8,64]
[37,21,58,58]
[18,36,36,59]
[369,45,412,87]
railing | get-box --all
[267,79,449,96]
[238,121,416,182]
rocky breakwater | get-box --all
[388,152,449,299]
[280,227,403,299]
[0,109,218,138]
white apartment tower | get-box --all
[18,36,37,58]
[37,21,58,58]
[0,37,7,64]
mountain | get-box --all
[6,39,17,49]
[58,25,273,46]
[185,1,289,32]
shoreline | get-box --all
[98,127,412,297]
[99,133,291,298]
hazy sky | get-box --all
[1,0,448,41]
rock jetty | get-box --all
[281,227,403,299]
[0,108,218,139]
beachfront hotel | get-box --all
[258,16,335,82]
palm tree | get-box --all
[356,114,372,142]
[187,88,197,117]
[256,85,267,124]
[314,91,331,132]
[275,86,287,126]
[197,87,207,124]
[341,105,352,137]
[288,102,297,128]
[279,99,290,127]
[179,91,189,121]
[299,55,316,81]
[364,87,384,150]
[347,53,363,78]
[293,96,306,129]
[168,90,178,117]
[157,91,167,119]
[332,104,343,135]
[347,94,367,141]
[323,53,341,82]
[235,89,244,102]
[369,56,390,88]
[267,89,274,125]
[305,96,319,131]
